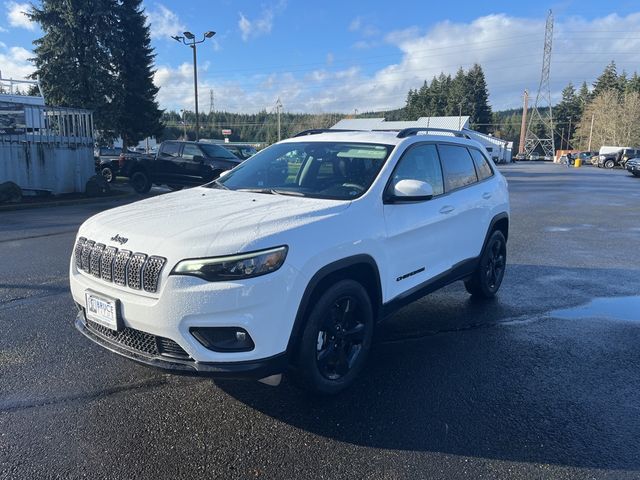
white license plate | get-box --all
[85,291,119,331]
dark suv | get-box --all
[122,141,242,193]
[598,148,640,169]
[221,143,258,160]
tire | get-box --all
[100,166,115,183]
[167,184,183,191]
[130,171,151,194]
[632,172,640,177]
[604,160,615,169]
[465,230,507,299]
[293,279,374,395]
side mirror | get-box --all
[218,169,232,179]
[193,155,205,163]
[387,179,434,203]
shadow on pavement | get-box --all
[216,263,640,471]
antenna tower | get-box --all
[524,10,555,158]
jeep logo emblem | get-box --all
[110,234,128,245]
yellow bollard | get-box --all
[574,158,582,168]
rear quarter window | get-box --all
[468,148,494,181]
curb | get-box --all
[0,191,137,212]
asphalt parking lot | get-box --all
[1,162,639,479]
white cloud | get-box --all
[6,1,34,30]
[146,4,186,40]
[348,17,362,32]
[155,12,640,115]
[238,1,286,42]
[0,45,34,80]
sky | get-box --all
[2,0,640,115]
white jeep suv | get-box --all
[70,128,509,394]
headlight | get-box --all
[171,246,288,281]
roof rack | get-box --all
[395,127,472,139]
[292,128,360,137]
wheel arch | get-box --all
[482,212,509,253]
[286,255,382,360]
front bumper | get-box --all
[75,311,288,378]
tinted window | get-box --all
[218,142,392,200]
[182,144,202,160]
[200,143,240,160]
[160,142,180,157]
[391,144,444,196]
[438,144,478,191]
[468,148,493,181]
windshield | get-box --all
[200,143,240,160]
[216,141,393,200]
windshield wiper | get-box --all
[237,188,276,194]
[271,189,307,197]
[207,180,228,190]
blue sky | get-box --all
[2,0,640,113]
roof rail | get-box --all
[395,127,471,139]
[293,128,361,137]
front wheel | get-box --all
[100,166,115,183]
[465,230,507,299]
[293,280,374,395]
[604,160,615,169]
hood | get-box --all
[78,187,350,260]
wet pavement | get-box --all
[1,163,639,479]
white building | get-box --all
[1,77,95,194]
[331,116,512,163]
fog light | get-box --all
[190,327,255,352]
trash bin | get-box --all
[574,158,582,168]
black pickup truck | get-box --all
[122,140,242,193]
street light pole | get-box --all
[172,31,216,142]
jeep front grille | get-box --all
[74,237,166,293]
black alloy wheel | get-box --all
[465,230,507,298]
[130,171,151,194]
[316,295,367,381]
[294,279,373,395]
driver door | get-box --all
[382,143,457,300]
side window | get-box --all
[160,142,180,157]
[438,144,478,191]
[468,148,494,181]
[391,144,444,196]
[182,144,202,160]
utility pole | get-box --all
[180,109,187,139]
[458,102,463,130]
[518,90,529,154]
[171,30,216,141]
[276,98,283,141]
[588,113,595,151]
[566,116,572,150]
[560,127,565,150]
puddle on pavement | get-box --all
[550,296,640,322]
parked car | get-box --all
[514,153,526,161]
[597,150,621,169]
[626,157,640,177]
[70,127,510,394]
[543,155,553,161]
[94,147,124,183]
[221,143,258,160]
[528,153,541,161]
[620,148,640,167]
[121,140,242,193]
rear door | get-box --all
[180,143,209,185]
[437,143,491,264]
[155,141,182,183]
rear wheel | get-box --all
[130,171,151,194]
[465,230,507,299]
[293,280,374,395]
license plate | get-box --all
[85,291,120,331]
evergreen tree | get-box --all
[592,61,620,97]
[28,0,117,134]
[466,64,492,133]
[446,67,470,117]
[627,72,640,94]
[577,81,591,109]
[111,0,163,147]
[554,82,581,149]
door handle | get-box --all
[439,205,455,214]
[482,192,492,199]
